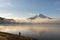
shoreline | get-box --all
[0,31,37,40]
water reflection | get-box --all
[0,24,60,39]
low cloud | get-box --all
[15,18,60,23]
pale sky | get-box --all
[0,0,60,19]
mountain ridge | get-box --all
[0,14,60,24]
[29,14,52,20]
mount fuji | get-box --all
[0,14,60,24]
[28,14,52,20]
[14,14,60,24]
[26,14,60,23]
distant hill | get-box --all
[0,17,19,24]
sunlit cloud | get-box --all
[15,18,60,23]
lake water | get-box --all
[0,24,60,40]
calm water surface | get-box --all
[0,24,60,40]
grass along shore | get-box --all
[0,31,37,40]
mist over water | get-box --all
[0,24,60,40]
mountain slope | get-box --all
[27,14,60,23]
[29,14,52,20]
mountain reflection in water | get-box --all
[0,24,60,40]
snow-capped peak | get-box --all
[39,14,47,18]
[29,14,52,20]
